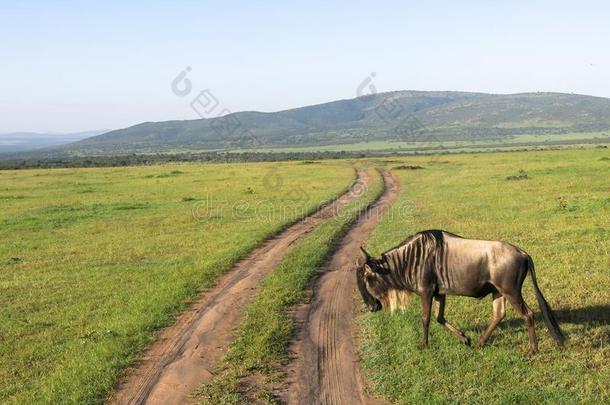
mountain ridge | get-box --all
[47,90,610,154]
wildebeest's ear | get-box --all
[363,264,379,282]
[381,253,388,261]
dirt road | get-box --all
[285,170,399,405]
[111,170,369,405]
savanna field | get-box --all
[0,162,355,403]
[0,148,608,404]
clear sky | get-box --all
[1,0,609,133]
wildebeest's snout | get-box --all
[369,300,382,312]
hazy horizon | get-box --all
[3,1,610,133]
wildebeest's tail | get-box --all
[527,256,565,346]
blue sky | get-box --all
[1,0,609,132]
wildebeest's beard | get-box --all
[356,263,382,312]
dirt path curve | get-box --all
[111,170,369,405]
[285,170,399,405]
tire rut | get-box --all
[285,170,399,405]
[110,170,370,405]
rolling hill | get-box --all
[24,91,610,155]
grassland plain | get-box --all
[193,169,384,404]
[230,132,610,153]
[358,148,609,404]
[0,161,355,404]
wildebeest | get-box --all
[357,230,565,353]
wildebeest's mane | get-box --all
[380,229,454,256]
[358,230,458,311]
[374,230,450,293]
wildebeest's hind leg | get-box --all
[504,292,538,353]
[475,292,505,348]
[420,291,433,348]
[434,295,470,345]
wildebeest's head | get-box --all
[356,247,385,312]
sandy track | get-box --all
[285,170,398,405]
[110,170,369,405]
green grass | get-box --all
[0,161,355,404]
[228,132,610,153]
[358,148,610,404]
[1,148,607,403]
[193,168,384,404]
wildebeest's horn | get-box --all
[360,246,372,260]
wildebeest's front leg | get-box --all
[420,290,433,348]
[434,295,470,345]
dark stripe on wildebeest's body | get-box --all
[357,230,565,353]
